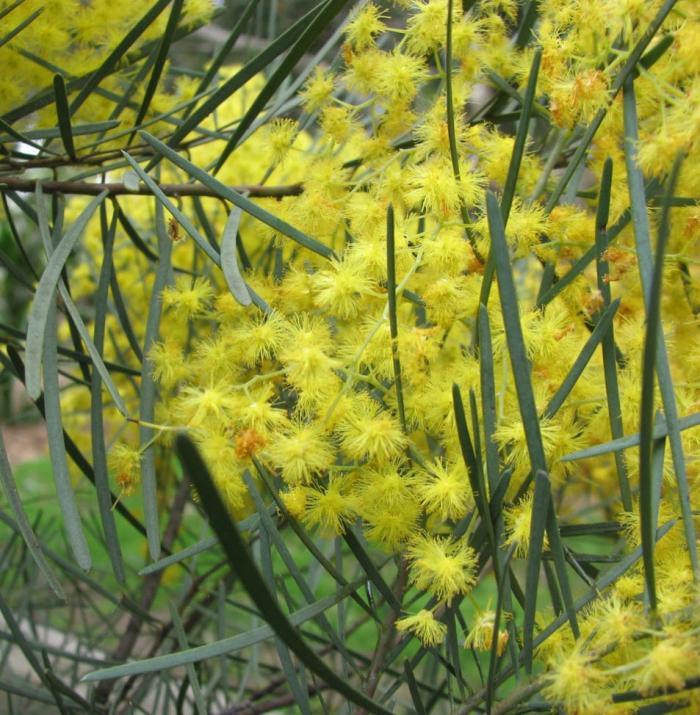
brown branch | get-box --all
[0,175,303,199]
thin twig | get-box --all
[0,175,303,198]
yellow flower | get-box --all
[417,460,473,521]
[345,2,387,50]
[464,610,510,656]
[542,645,609,715]
[503,492,549,558]
[266,421,336,485]
[407,534,477,604]
[161,276,214,319]
[108,442,141,497]
[396,609,447,646]
[337,398,407,463]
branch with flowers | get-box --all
[1,0,700,713]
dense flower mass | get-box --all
[8,0,700,710]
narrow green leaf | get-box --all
[213,0,352,172]
[639,155,682,613]
[25,189,107,399]
[475,49,542,335]
[0,430,65,599]
[169,602,207,715]
[142,436,395,715]
[140,130,337,260]
[90,205,125,583]
[69,0,172,115]
[453,384,497,563]
[131,0,184,134]
[594,158,633,511]
[164,1,325,148]
[140,198,173,560]
[623,78,698,579]
[387,204,406,432]
[192,0,261,99]
[543,299,620,419]
[522,470,550,674]
[220,207,252,306]
[83,574,365,682]
[487,190,547,477]
[42,295,92,571]
[52,74,75,158]
[35,186,128,416]
[121,149,220,264]
[478,304,499,492]
[0,5,42,50]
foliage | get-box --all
[1,0,700,712]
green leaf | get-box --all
[164,1,326,148]
[0,430,65,599]
[478,305,500,492]
[220,207,252,306]
[543,299,620,419]
[0,5,42,50]
[69,0,173,116]
[52,74,75,158]
[90,204,125,584]
[140,130,337,260]
[121,149,220,264]
[41,297,91,571]
[139,198,173,560]
[487,190,547,477]
[131,0,184,135]
[25,190,108,400]
[594,158,633,511]
[212,0,353,172]
[522,470,550,674]
[169,602,207,715]
[639,154,683,613]
[623,78,698,579]
[387,205,406,432]
[561,411,700,461]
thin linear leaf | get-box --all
[140,198,173,560]
[0,116,61,157]
[40,288,91,571]
[192,0,261,100]
[594,158,632,511]
[25,189,107,400]
[476,49,542,335]
[639,154,682,613]
[220,206,252,306]
[52,74,75,158]
[387,205,406,432]
[131,0,184,134]
[121,149,220,264]
[453,384,497,564]
[35,186,128,416]
[623,78,698,579]
[90,204,125,584]
[487,190,546,476]
[83,574,366,682]
[522,470,550,674]
[543,299,620,419]
[164,1,326,148]
[0,430,65,599]
[213,0,353,172]
[169,602,207,715]
[69,0,172,116]
[478,304,500,492]
[0,5,42,50]
[140,130,337,260]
